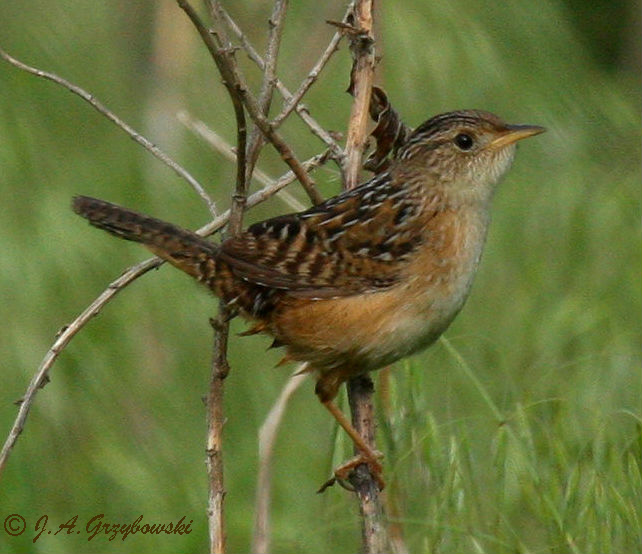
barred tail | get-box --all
[72,196,219,281]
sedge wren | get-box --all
[73,110,544,487]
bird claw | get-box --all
[317,451,385,493]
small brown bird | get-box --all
[73,110,544,487]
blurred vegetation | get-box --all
[0,1,640,553]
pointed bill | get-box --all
[490,124,546,149]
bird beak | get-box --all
[490,124,546,149]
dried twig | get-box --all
[207,310,230,554]
[0,257,161,479]
[178,0,323,206]
[252,368,308,554]
[346,377,388,552]
[198,3,287,549]
[271,2,355,128]
[177,110,307,211]
[244,0,289,175]
[210,38,247,554]
[342,1,376,190]
[218,6,344,161]
[0,47,217,218]
[340,1,389,552]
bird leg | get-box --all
[320,399,385,491]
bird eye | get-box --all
[454,133,474,151]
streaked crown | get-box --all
[397,110,544,201]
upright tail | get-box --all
[72,196,219,281]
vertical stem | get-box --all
[179,5,249,553]
[207,313,231,554]
[341,1,388,552]
[347,376,388,553]
[343,0,375,189]
[205,90,245,549]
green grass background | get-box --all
[1,1,640,552]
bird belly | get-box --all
[271,278,466,374]
[354,277,471,368]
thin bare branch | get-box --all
[178,0,323,206]
[173,7,251,550]
[252,368,308,554]
[196,149,328,238]
[272,2,354,128]
[0,256,161,479]
[207,309,229,554]
[0,46,217,218]
[261,0,288,113]
[201,8,249,549]
[218,6,344,161]
[342,1,376,190]
[177,110,308,211]
[245,0,289,176]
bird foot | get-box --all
[317,451,385,493]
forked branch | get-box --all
[178,0,323,206]
[218,5,345,161]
